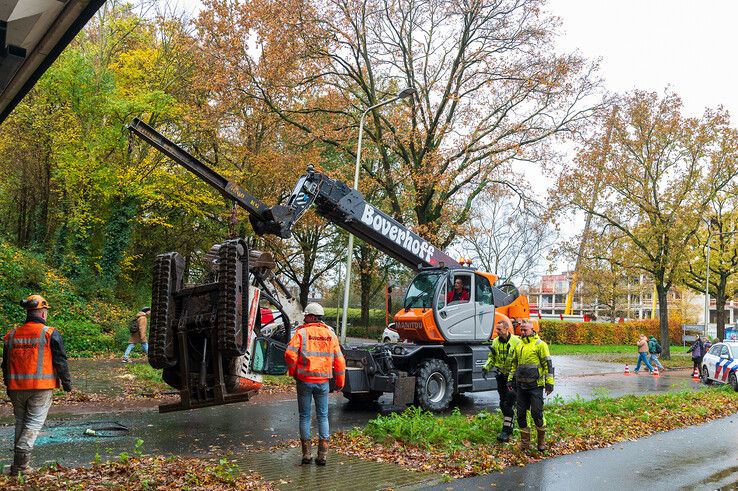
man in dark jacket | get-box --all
[687,336,705,373]
[2,295,72,475]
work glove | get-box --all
[545,383,554,395]
[507,381,514,392]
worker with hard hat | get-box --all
[285,302,345,466]
[2,295,72,475]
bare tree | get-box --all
[459,189,553,286]
[195,0,604,247]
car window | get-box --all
[720,345,730,357]
[709,345,721,356]
[728,346,735,359]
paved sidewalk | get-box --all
[424,413,738,491]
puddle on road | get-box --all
[687,465,738,490]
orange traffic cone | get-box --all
[624,364,631,376]
[652,366,660,377]
[692,368,700,381]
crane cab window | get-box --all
[446,275,471,305]
[475,275,493,306]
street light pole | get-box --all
[339,88,416,344]
[705,226,712,337]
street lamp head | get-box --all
[397,87,416,99]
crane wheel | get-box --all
[414,359,454,412]
[149,252,183,369]
[217,240,249,358]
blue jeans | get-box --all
[296,381,329,440]
[124,342,149,359]
[649,353,664,369]
[635,352,654,372]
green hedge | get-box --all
[539,318,683,345]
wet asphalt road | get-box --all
[0,355,701,469]
[426,413,738,491]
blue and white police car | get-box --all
[701,341,738,391]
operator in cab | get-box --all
[482,319,520,442]
[446,277,470,304]
[508,318,554,452]
[285,302,345,467]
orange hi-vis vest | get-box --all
[285,322,345,386]
[3,322,59,390]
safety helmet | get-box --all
[20,294,50,310]
[304,302,325,317]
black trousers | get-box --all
[516,386,544,428]
[496,373,516,434]
[496,373,516,419]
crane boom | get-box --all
[127,119,461,271]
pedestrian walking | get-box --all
[634,334,654,373]
[687,336,705,373]
[2,295,72,475]
[508,318,554,452]
[482,320,520,442]
[648,335,665,370]
[285,302,345,466]
[704,338,712,351]
[123,307,150,363]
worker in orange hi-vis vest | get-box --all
[285,302,345,467]
[2,295,72,476]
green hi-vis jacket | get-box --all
[507,334,554,389]
[482,334,520,375]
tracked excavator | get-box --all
[128,118,535,412]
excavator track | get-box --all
[149,252,182,368]
[217,240,248,357]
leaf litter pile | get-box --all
[0,455,274,490]
[333,386,738,478]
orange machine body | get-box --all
[393,270,537,344]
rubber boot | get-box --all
[497,416,513,442]
[316,439,329,466]
[300,439,313,465]
[536,426,546,452]
[519,428,530,451]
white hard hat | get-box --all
[304,302,325,317]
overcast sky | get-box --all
[547,0,738,118]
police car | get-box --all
[701,341,738,391]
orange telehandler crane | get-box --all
[128,118,534,412]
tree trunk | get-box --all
[656,281,670,359]
[357,244,373,329]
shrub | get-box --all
[539,318,683,345]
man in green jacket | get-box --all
[508,319,554,452]
[483,320,520,442]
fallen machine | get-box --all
[129,118,536,412]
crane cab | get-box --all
[393,269,531,344]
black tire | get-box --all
[343,391,382,404]
[414,359,454,412]
[217,240,249,358]
[730,373,738,392]
[149,253,183,369]
[701,366,713,385]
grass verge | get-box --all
[333,385,738,478]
